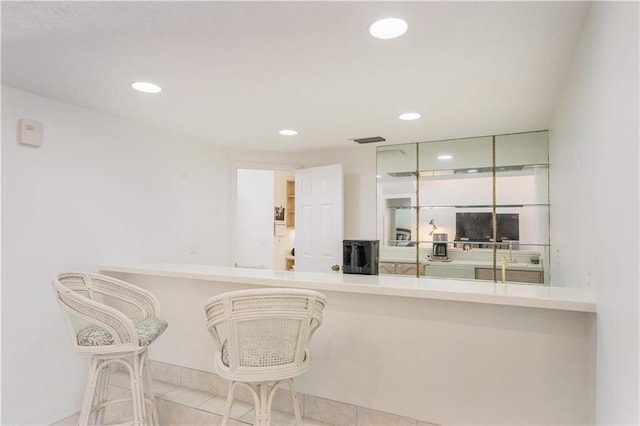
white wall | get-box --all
[1,86,230,424]
[235,169,274,269]
[549,2,639,424]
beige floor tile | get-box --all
[194,409,224,426]
[50,411,124,426]
[151,378,181,396]
[106,383,131,420]
[159,386,215,408]
[238,409,333,426]
[108,370,132,389]
[304,395,357,426]
[215,377,257,404]
[193,409,245,426]
[238,408,296,425]
[198,394,255,420]
[270,385,303,416]
[156,398,197,426]
[181,367,218,394]
[356,407,417,426]
[149,360,181,385]
[109,371,177,398]
[301,417,335,426]
[49,412,80,426]
[216,375,231,396]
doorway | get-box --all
[233,166,296,271]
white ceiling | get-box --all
[1,1,590,152]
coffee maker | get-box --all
[343,240,379,275]
[432,233,448,259]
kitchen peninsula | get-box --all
[100,262,595,425]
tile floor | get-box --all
[52,374,325,426]
[51,361,438,426]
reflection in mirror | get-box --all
[384,198,412,246]
[377,131,550,285]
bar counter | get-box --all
[100,262,596,425]
[100,262,595,312]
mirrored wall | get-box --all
[376,130,550,285]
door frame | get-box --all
[229,162,300,268]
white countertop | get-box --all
[381,258,543,271]
[100,262,595,313]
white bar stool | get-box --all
[52,272,168,425]
[205,288,326,426]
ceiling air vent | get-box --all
[352,136,386,144]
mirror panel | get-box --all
[377,144,417,248]
[377,143,417,178]
[418,136,493,173]
[377,130,550,285]
[495,130,549,167]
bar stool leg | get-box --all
[129,352,146,425]
[79,357,100,426]
[141,351,158,425]
[254,384,270,426]
[223,382,242,426]
[94,361,110,425]
[286,379,303,425]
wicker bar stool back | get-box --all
[205,288,326,426]
[52,272,168,426]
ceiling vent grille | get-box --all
[352,136,386,144]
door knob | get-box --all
[331,264,340,272]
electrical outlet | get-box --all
[190,242,199,255]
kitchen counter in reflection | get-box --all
[425,258,543,270]
[423,257,544,283]
[100,262,594,313]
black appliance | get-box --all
[343,240,379,275]
[432,233,448,259]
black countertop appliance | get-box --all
[432,233,448,259]
[343,240,379,275]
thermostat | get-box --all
[18,118,43,147]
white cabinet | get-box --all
[425,264,475,279]
[475,267,543,284]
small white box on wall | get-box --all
[18,118,43,147]
[274,221,286,236]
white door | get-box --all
[294,164,343,272]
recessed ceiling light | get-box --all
[279,129,298,136]
[467,169,478,173]
[438,154,453,160]
[369,18,408,39]
[131,81,162,94]
[399,112,421,121]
